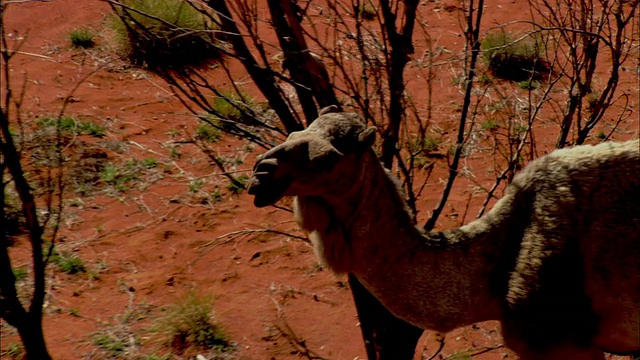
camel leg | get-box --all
[349,274,424,360]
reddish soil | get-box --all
[1,1,637,359]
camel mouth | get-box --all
[247,159,291,208]
[247,177,289,207]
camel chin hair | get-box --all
[293,196,352,274]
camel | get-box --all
[246,108,640,360]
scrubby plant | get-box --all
[69,27,96,48]
[481,31,548,81]
[109,0,221,68]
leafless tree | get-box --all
[529,0,638,148]
[0,3,53,359]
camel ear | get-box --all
[319,105,340,116]
[358,127,376,150]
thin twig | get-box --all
[190,228,308,266]
[269,297,329,360]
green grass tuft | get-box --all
[92,332,127,355]
[153,291,231,352]
[69,27,96,48]
[109,0,221,68]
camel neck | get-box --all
[331,154,505,331]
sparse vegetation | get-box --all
[226,174,248,195]
[68,27,96,48]
[410,135,442,154]
[89,302,154,358]
[47,245,86,275]
[481,31,548,81]
[92,329,131,356]
[196,124,221,143]
[481,119,499,131]
[36,116,106,137]
[188,178,205,193]
[109,0,221,68]
[153,291,231,353]
[169,147,181,159]
[142,157,158,169]
[99,158,161,193]
[210,188,222,203]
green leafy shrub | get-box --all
[69,27,96,48]
[481,31,548,82]
[110,0,221,68]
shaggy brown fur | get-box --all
[247,109,640,359]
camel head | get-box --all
[247,109,376,208]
